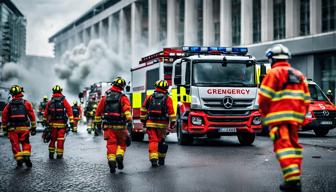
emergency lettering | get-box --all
[207,89,250,95]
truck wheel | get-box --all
[131,132,145,141]
[176,113,193,145]
[237,132,256,145]
[313,129,329,137]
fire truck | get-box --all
[130,46,263,145]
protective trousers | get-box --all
[49,128,66,155]
[270,124,303,182]
[104,129,128,162]
[8,130,31,161]
[87,117,94,132]
[147,128,167,160]
[73,117,80,132]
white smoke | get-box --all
[55,39,130,94]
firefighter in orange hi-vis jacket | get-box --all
[1,85,36,168]
[258,44,310,192]
[71,101,82,133]
[44,85,74,159]
[94,77,132,173]
[141,80,176,167]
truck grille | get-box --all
[208,117,249,122]
[205,110,251,116]
[313,110,336,118]
[203,98,254,109]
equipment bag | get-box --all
[72,106,79,117]
[147,92,168,120]
[48,96,67,121]
[103,91,126,124]
[8,100,29,125]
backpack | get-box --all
[146,92,168,120]
[8,99,29,126]
[103,91,126,124]
[48,96,67,121]
[72,105,79,117]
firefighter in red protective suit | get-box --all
[1,85,36,167]
[38,96,48,127]
[44,85,74,159]
[95,77,132,173]
[72,101,82,133]
[140,80,176,167]
[258,44,310,192]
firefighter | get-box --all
[72,101,82,133]
[140,80,176,167]
[1,85,37,167]
[94,77,132,173]
[326,90,334,104]
[38,96,49,127]
[86,103,97,134]
[258,44,310,192]
[44,85,74,159]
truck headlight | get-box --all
[305,112,312,118]
[252,116,261,125]
[191,116,203,126]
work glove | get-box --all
[269,126,279,141]
[30,128,37,136]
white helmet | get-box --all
[265,44,291,60]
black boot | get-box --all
[280,180,302,192]
[56,154,63,159]
[108,161,116,173]
[150,159,158,167]
[158,157,165,166]
[116,155,124,170]
[23,156,32,168]
[49,152,54,159]
[17,159,23,167]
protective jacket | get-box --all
[44,93,74,128]
[1,93,36,131]
[95,85,132,129]
[140,88,176,129]
[258,61,310,126]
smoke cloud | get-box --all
[55,39,130,94]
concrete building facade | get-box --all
[0,0,26,66]
[49,0,336,94]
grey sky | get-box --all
[12,0,101,57]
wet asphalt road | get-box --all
[0,125,335,192]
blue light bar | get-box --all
[182,46,248,55]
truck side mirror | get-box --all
[125,85,130,92]
[174,76,181,85]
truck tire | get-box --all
[237,132,256,145]
[313,129,329,137]
[131,132,145,141]
[176,113,193,145]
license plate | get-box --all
[219,128,237,133]
[320,121,333,125]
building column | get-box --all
[149,0,159,47]
[203,0,214,46]
[184,0,198,45]
[285,0,300,38]
[99,21,104,41]
[261,0,273,42]
[108,15,113,49]
[118,9,127,55]
[220,0,232,46]
[90,25,96,40]
[167,0,178,47]
[131,2,142,61]
[310,0,322,34]
[84,28,89,45]
[241,0,253,45]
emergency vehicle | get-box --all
[302,80,336,136]
[130,46,263,145]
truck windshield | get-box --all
[193,62,255,87]
[309,84,328,101]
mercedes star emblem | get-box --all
[322,110,330,116]
[223,96,234,109]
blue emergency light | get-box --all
[182,46,248,55]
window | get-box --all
[308,84,328,101]
[322,0,336,32]
[146,68,160,90]
[300,0,310,36]
[231,0,241,45]
[253,0,261,43]
[178,0,184,46]
[320,53,336,100]
[273,0,286,40]
[159,0,167,45]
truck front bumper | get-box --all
[183,110,262,136]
